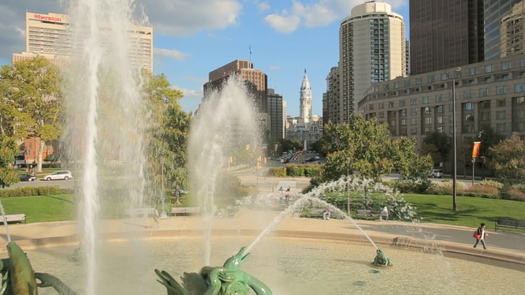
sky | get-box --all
[0,0,409,116]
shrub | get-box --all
[269,167,287,177]
[0,186,72,198]
[502,187,525,202]
[388,180,431,194]
[286,165,305,177]
[427,181,466,195]
[462,184,500,199]
[479,180,504,190]
[304,165,322,177]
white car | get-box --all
[44,170,73,181]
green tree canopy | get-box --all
[142,72,191,199]
[320,116,431,181]
[0,136,18,187]
[488,135,525,184]
[421,131,451,165]
[0,57,62,172]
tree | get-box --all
[488,136,525,184]
[0,57,62,172]
[0,136,18,188]
[277,138,302,154]
[142,72,190,199]
[421,131,451,166]
[476,126,504,159]
[320,116,432,182]
[392,137,433,181]
[321,116,395,181]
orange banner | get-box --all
[472,141,481,158]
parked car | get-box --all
[429,169,442,178]
[43,170,73,181]
[19,174,36,182]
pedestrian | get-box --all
[473,223,488,249]
[380,206,389,221]
[323,207,332,220]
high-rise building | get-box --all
[267,89,284,143]
[12,12,153,71]
[501,1,525,58]
[300,70,313,123]
[323,66,340,125]
[204,59,268,113]
[339,1,406,123]
[485,0,523,60]
[405,40,410,76]
[410,0,484,75]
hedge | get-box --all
[269,167,287,177]
[0,186,72,198]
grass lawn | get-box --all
[404,194,525,228]
[1,194,74,223]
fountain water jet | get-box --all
[188,77,261,265]
[63,0,148,293]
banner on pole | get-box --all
[472,141,481,158]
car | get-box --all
[429,169,442,178]
[19,174,36,182]
[43,170,73,181]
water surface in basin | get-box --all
[26,237,524,295]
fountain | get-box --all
[1,0,524,294]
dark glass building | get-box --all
[410,0,484,75]
[484,0,523,60]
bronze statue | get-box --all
[372,249,392,267]
[156,247,272,295]
[0,241,76,295]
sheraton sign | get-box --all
[32,14,63,23]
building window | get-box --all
[427,75,434,83]
[479,88,488,97]
[515,83,525,93]
[496,86,506,95]
[521,58,525,67]
[468,67,476,76]
[411,108,417,115]
[410,97,417,105]
[465,102,474,111]
[411,118,417,125]
[399,100,406,107]
[496,98,506,107]
[463,91,472,99]
[436,95,443,102]
[436,105,444,113]
[502,61,512,70]
[437,116,443,124]
[388,102,394,108]
[516,96,525,105]
[441,73,449,80]
[423,107,431,114]
[369,104,375,110]
[496,110,506,120]
[415,78,422,85]
[485,65,494,73]
[425,117,432,124]
[379,102,384,109]
[422,96,430,104]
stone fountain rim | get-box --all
[2,228,524,269]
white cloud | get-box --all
[0,0,243,60]
[137,0,242,36]
[267,65,281,71]
[154,48,190,61]
[264,13,300,34]
[0,0,63,59]
[257,2,271,12]
[264,0,406,33]
[172,85,203,98]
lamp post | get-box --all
[452,68,461,211]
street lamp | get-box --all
[452,67,461,211]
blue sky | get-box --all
[0,0,410,116]
[155,0,409,115]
